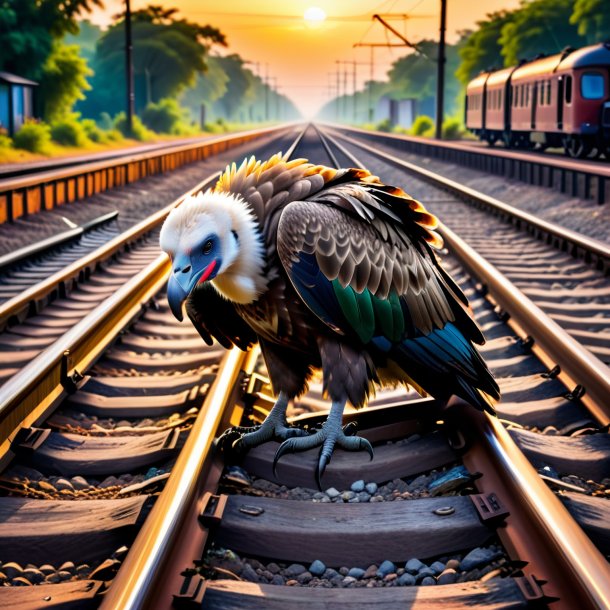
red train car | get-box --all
[465,42,610,158]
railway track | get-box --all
[0,127,304,386]
[331,124,610,205]
[0,124,608,610]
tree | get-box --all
[64,19,103,63]
[570,0,610,44]
[212,55,255,121]
[388,40,462,117]
[180,56,229,123]
[81,5,225,118]
[0,0,102,81]
[456,11,513,85]
[499,0,583,67]
[39,42,92,122]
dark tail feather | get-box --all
[392,322,500,412]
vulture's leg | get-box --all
[229,392,308,453]
[274,399,373,489]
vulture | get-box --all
[160,153,500,484]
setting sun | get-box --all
[304,6,326,23]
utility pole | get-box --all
[335,61,342,122]
[354,44,403,122]
[264,63,269,122]
[124,0,135,135]
[435,0,447,139]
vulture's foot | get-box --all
[273,401,373,489]
[221,392,307,456]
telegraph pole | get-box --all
[264,63,269,122]
[125,0,135,135]
[435,0,447,139]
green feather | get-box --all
[372,295,395,340]
[332,280,375,343]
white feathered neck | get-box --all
[160,189,268,304]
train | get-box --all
[465,42,610,159]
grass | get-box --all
[0,122,272,166]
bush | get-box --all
[142,98,190,134]
[13,121,52,153]
[442,117,465,140]
[98,112,114,131]
[81,118,106,143]
[204,117,228,134]
[113,113,154,141]
[0,134,12,149]
[50,117,90,146]
[409,115,434,137]
[104,129,123,142]
[375,118,393,132]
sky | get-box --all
[87,0,522,117]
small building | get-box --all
[0,72,38,136]
[374,95,418,128]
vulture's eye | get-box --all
[202,240,213,254]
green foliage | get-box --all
[39,42,92,122]
[81,6,226,118]
[97,112,115,131]
[384,40,462,117]
[212,55,255,121]
[113,113,155,141]
[409,115,435,137]
[570,0,610,43]
[63,19,102,63]
[180,55,229,122]
[50,116,90,146]
[499,0,582,67]
[376,118,393,132]
[13,121,52,153]
[456,12,513,85]
[141,98,190,134]
[0,134,12,149]
[0,0,101,81]
[80,118,105,142]
[442,118,465,140]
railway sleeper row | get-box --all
[0,243,607,609]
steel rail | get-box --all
[322,124,610,422]
[322,125,610,421]
[98,347,258,610]
[96,121,312,610]
[320,127,610,608]
[0,210,119,272]
[0,124,294,223]
[326,122,610,204]
[440,222,610,425]
[453,399,610,610]
[0,172,219,330]
[0,253,170,457]
[0,125,292,193]
[325,126,610,269]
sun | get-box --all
[304,6,327,24]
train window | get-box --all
[499,90,503,107]
[581,73,604,99]
[546,80,551,105]
[565,76,572,104]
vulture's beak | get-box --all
[167,272,188,322]
[167,255,220,322]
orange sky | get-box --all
[88,0,522,117]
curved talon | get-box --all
[360,437,374,461]
[316,452,330,490]
[273,437,298,477]
[343,421,358,436]
[217,427,247,454]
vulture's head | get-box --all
[160,190,267,321]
